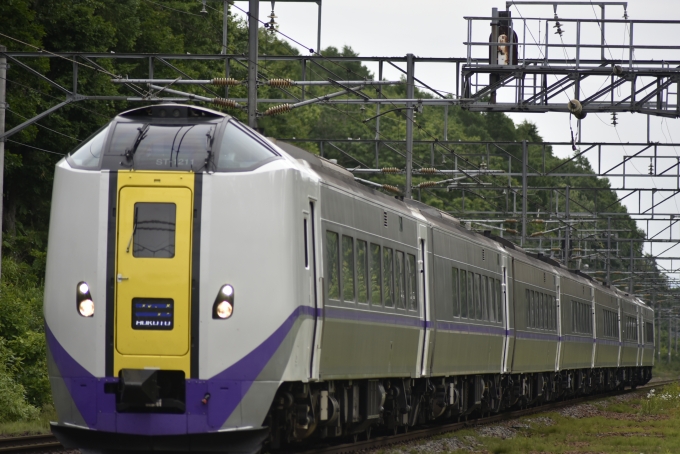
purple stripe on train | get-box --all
[45,305,317,436]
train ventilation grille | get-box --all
[482,249,485,261]
[383,211,388,227]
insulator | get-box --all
[531,219,545,224]
[382,184,400,194]
[503,219,518,224]
[571,248,583,252]
[268,78,294,87]
[381,167,402,173]
[551,248,561,252]
[263,104,292,116]
[211,98,240,109]
[567,99,587,120]
[419,167,438,174]
[530,232,545,237]
[417,181,439,189]
[505,228,519,235]
[211,78,240,86]
[612,65,624,76]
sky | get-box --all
[231,0,680,271]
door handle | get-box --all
[117,274,129,283]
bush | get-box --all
[0,339,39,421]
[0,256,48,422]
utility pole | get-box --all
[222,0,229,55]
[0,45,6,281]
[248,0,259,129]
[405,53,414,199]
[565,185,571,267]
[521,140,528,248]
[628,240,633,294]
[669,316,672,364]
[606,216,611,285]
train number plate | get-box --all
[132,298,174,330]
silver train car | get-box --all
[45,104,654,453]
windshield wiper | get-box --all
[123,124,150,167]
[174,125,195,167]
[203,126,216,172]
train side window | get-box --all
[370,244,382,306]
[496,280,503,323]
[525,289,531,328]
[467,272,475,319]
[407,254,418,311]
[474,273,482,319]
[487,276,496,322]
[542,294,547,330]
[383,247,395,307]
[356,240,368,304]
[645,322,654,343]
[460,270,468,318]
[549,295,554,330]
[342,236,355,303]
[614,312,620,338]
[452,267,460,317]
[537,293,543,329]
[481,275,488,321]
[303,219,309,268]
[326,231,340,300]
[395,251,406,309]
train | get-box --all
[44,104,654,453]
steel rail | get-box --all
[0,434,61,453]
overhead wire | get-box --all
[6,108,81,142]
[5,139,65,156]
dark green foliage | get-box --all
[0,257,47,421]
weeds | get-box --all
[640,382,680,415]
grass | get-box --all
[454,384,680,454]
[0,406,55,437]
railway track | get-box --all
[0,434,62,453]
[298,379,677,454]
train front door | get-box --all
[114,173,194,375]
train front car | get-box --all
[44,105,319,453]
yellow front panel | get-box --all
[114,172,193,375]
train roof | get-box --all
[273,139,646,306]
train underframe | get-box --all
[267,366,653,449]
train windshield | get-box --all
[67,117,280,172]
[67,124,111,169]
[215,121,279,171]
[104,123,216,171]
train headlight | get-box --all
[213,284,235,320]
[76,281,94,317]
[215,301,233,319]
[79,299,95,317]
[221,285,234,297]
